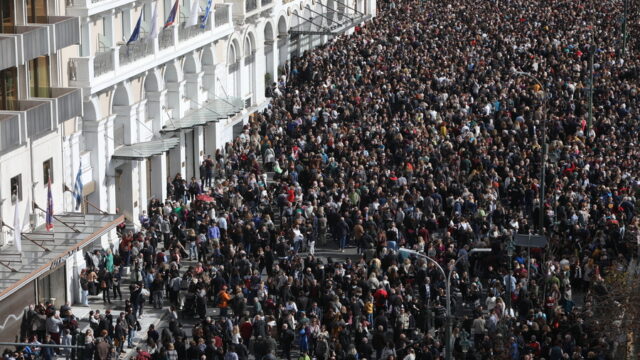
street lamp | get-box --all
[400,247,491,360]
[506,239,516,315]
[513,71,548,232]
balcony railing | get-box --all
[159,27,175,50]
[0,113,21,152]
[178,21,209,41]
[3,25,50,61]
[93,49,114,77]
[214,4,231,27]
[245,0,258,13]
[3,100,55,138]
[33,88,82,122]
[118,40,153,67]
[0,36,17,70]
[29,16,80,51]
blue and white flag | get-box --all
[73,162,83,210]
[200,0,213,29]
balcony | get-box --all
[226,0,261,20]
[0,25,50,63]
[246,0,258,12]
[118,40,153,67]
[1,100,54,139]
[0,113,22,152]
[178,15,212,41]
[33,88,83,123]
[159,27,175,50]
[214,4,232,27]
[66,7,234,91]
[0,36,18,71]
[29,16,80,51]
[68,0,140,17]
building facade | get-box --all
[0,0,376,322]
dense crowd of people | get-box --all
[5,0,640,358]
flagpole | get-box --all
[34,203,81,233]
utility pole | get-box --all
[622,0,629,57]
[588,45,594,137]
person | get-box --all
[125,308,138,348]
[45,311,63,344]
[60,329,73,360]
[280,323,295,360]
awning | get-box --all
[161,97,245,133]
[289,3,371,35]
[0,213,124,301]
[112,137,180,160]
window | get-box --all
[10,174,22,203]
[26,0,47,23]
[43,158,53,185]
[0,0,14,33]
[28,56,50,98]
[0,67,18,111]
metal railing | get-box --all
[178,22,208,41]
[50,88,82,122]
[159,27,174,49]
[16,25,49,61]
[0,36,17,70]
[214,4,230,27]
[246,0,258,12]
[50,16,80,50]
[93,50,114,77]
[22,100,53,138]
[0,114,21,151]
[118,40,153,66]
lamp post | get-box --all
[513,71,547,231]
[400,247,491,360]
[506,239,516,315]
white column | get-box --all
[194,126,204,175]
[185,72,205,110]
[203,64,216,100]
[136,99,152,142]
[135,159,146,227]
[168,131,186,179]
[84,115,116,213]
[204,123,217,156]
[166,80,187,119]
[113,105,138,145]
[151,153,168,200]
[254,46,266,105]
[147,90,167,134]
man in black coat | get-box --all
[279,323,295,360]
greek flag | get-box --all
[73,162,83,210]
[200,0,213,29]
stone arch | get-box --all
[183,52,201,74]
[111,83,132,109]
[277,15,288,36]
[227,38,242,98]
[277,15,289,68]
[243,31,257,104]
[201,46,216,97]
[143,69,164,133]
[291,9,300,28]
[164,61,182,83]
[83,97,100,121]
